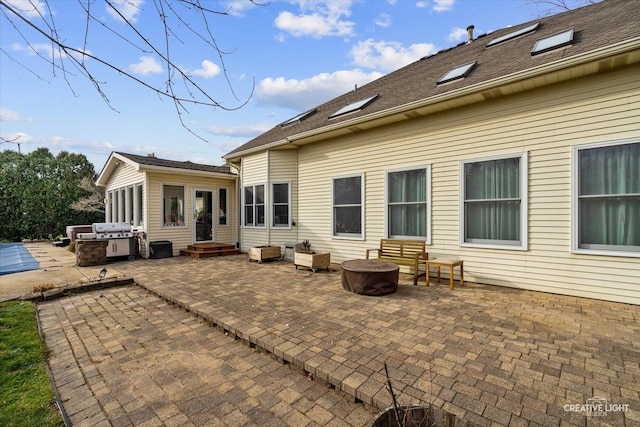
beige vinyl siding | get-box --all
[105,162,144,190]
[268,149,298,247]
[239,150,300,251]
[295,66,640,304]
[146,171,237,256]
[216,185,236,245]
[240,153,268,250]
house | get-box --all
[96,152,238,257]
[223,0,640,304]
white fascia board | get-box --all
[138,164,238,180]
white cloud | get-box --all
[374,13,391,28]
[4,0,46,19]
[433,0,455,12]
[106,0,144,23]
[448,27,468,42]
[274,1,355,38]
[12,41,91,61]
[191,60,221,79]
[129,56,162,75]
[0,108,25,121]
[222,0,259,17]
[12,42,51,57]
[205,123,273,139]
[256,69,383,111]
[350,39,437,72]
[416,0,455,12]
[0,132,114,157]
[0,132,35,144]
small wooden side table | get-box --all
[426,259,463,290]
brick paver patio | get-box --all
[39,254,640,426]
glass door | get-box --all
[194,190,214,242]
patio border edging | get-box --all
[19,277,135,302]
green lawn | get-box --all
[0,301,63,427]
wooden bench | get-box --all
[365,239,428,285]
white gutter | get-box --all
[138,164,237,180]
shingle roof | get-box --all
[224,0,639,159]
[116,152,233,174]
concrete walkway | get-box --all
[32,251,640,426]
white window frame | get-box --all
[218,187,229,227]
[112,190,119,222]
[571,137,640,257]
[162,184,186,228]
[106,191,113,222]
[243,184,266,228]
[459,152,528,250]
[126,185,134,224]
[134,183,143,227]
[119,188,126,223]
[271,182,291,229]
[332,173,365,240]
[384,165,431,243]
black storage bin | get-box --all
[149,240,173,259]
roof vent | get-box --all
[467,25,475,44]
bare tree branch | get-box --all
[0,0,262,141]
[71,177,105,213]
[525,0,602,17]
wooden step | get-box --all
[188,242,236,251]
[180,242,240,258]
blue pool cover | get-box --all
[0,243,40,276]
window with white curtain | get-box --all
[460,153,528,249]
[386,166,430,240]
[332,174,364,239]
[572,139,639,256]
[244,184,265,227]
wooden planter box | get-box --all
[294,252,330,272]
[248,246,281,263]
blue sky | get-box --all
[0,0,582,171]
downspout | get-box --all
[266,150,271,245]
[142,171,149,258]
[295,145,299,244]
[236,163,242,250]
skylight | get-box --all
[436,61,477,85]
[486,22,540,47]
[280,108,317,127]
[329,94,379,119]
[532,28,574,55]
